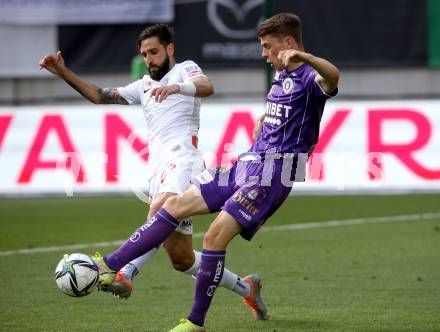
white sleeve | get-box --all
[179,60,205,83]
[117,79,143,105]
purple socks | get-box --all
[103,208,178,271]
[188,249,226,327]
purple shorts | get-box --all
[192,157,295,240]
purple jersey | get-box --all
[250,63,337,156]
[192,63,338,241]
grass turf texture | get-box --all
[0,194,439,331]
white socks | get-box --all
[120,245,160,280]
[183,249,202,276]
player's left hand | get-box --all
[278,50,309,68]
[151,85,180,103]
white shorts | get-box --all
[147,148,205,235]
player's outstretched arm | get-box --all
[151,75,214,103]
[278,50,339,94]
[38,51,128,105]
[188,75,215,98]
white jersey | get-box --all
[118,60,206,235]
[117,60,205,170]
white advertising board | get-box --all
[0,101,439,196]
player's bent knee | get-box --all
[162,195,180,215]
[148,203,161,217]
[162,195,189,220]
[170,258,193,272]
[166,249,194,271]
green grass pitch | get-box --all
[0,194,439,331]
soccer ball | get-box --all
[55,253,99,297]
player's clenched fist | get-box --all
[38,51,66,76]
[278,50,310,68]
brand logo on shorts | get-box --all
[239,209,252,221]
[232,191,259,215]
[180,219,192,228]
[247,189,259,200]
[160,163,177,184]
[175,218,193,235]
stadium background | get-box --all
[0,1,439,331]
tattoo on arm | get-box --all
[97,88,129,105]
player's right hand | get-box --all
[278,50,310,68]
[38,51,66,76]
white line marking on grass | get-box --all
[1,212,439,257]
[259,212,440,233]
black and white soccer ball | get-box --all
[55,253,99,297]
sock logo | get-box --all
[213,260,223,283]
[130,216,157,242]
[140,217,157,231]
[197,269,211,277]
[207,285,217,297]
[236,278,247,290]
[129,231,141,243]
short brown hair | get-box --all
[257,13,303,46]
[137,24,174,49]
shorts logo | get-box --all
[160,163,177,184]
[282,77,295,94]
[180,219,192,228]
[207,285,217,297]
[247,189,259,200]
[232,191,259,215]
[130,231,141,242]
[175,218,193,235]
[239,209,252,221]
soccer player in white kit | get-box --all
[39,24,268,320]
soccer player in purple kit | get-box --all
[92,13,339,331]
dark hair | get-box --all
[257,13,303,47]
[137,24,174,49]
